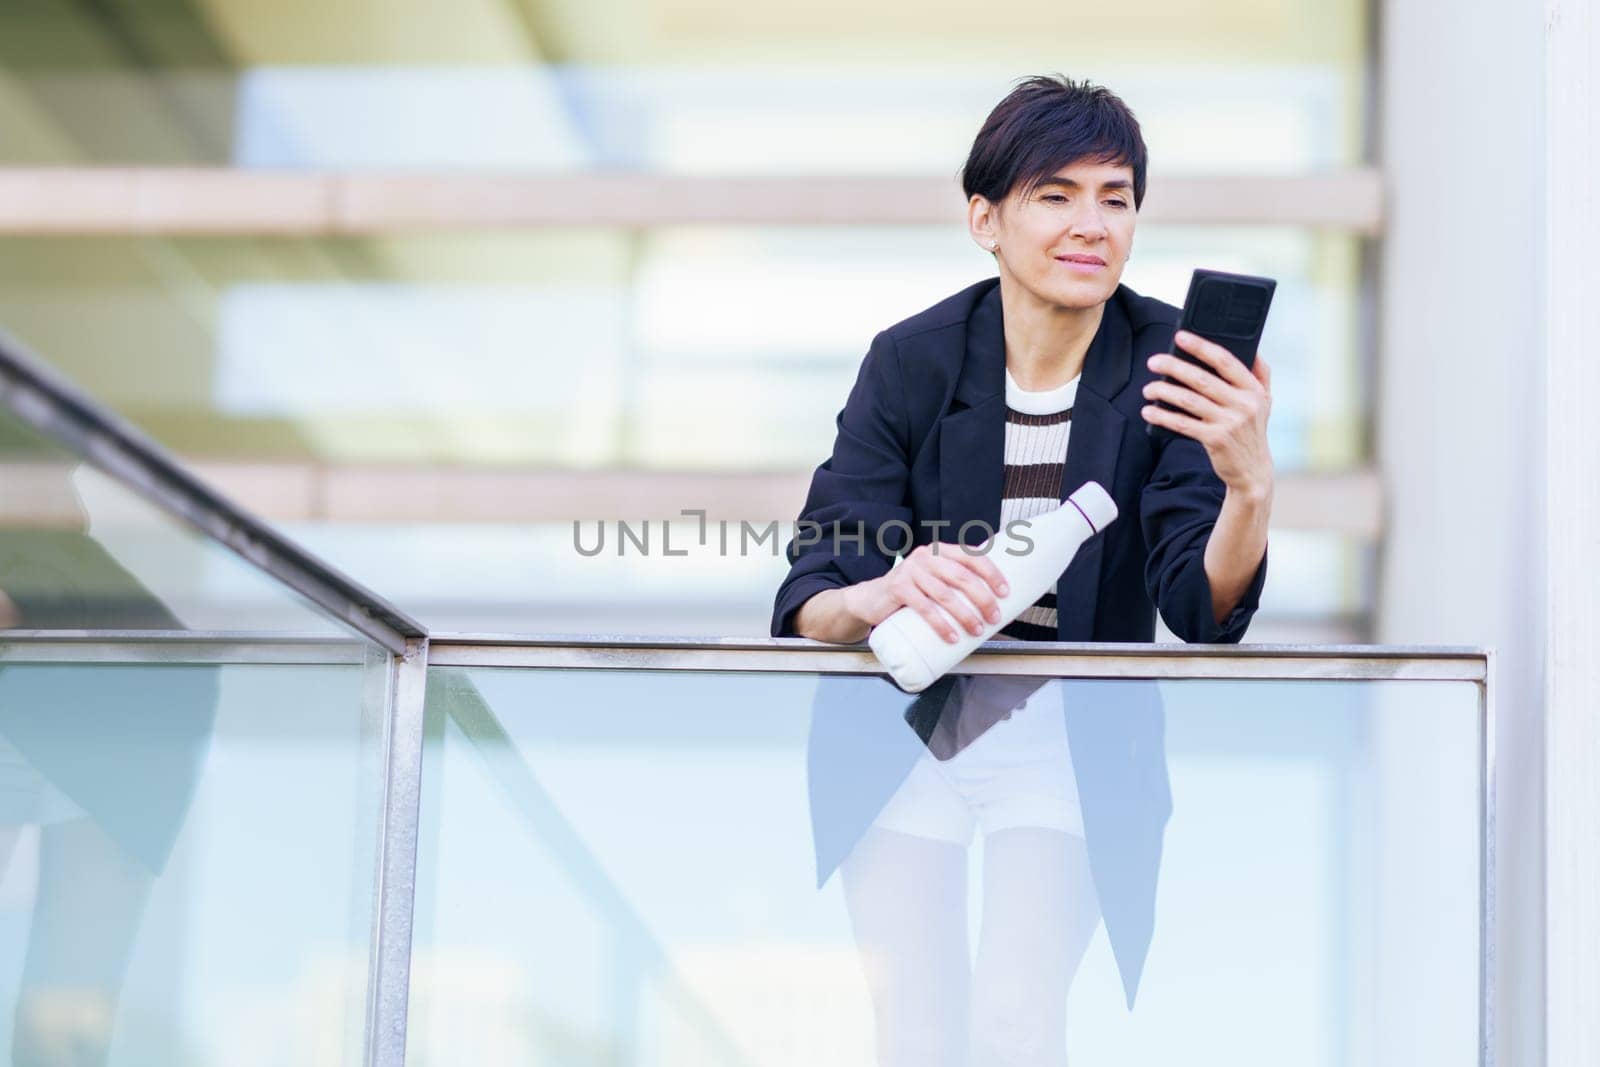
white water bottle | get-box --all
[867,482,1118,693]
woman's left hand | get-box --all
[1141,330,1274,496]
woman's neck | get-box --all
[998,272,1105,391]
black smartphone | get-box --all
[1146,267,1276,440]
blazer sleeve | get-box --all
[771,330,916,638]
[1138,431,1268,644]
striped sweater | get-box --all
[997,366,1079,641]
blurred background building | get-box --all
[0,0,1380,638]
[0,0,1595,1065]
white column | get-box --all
[1544,1,1600,1063]
[1376,1,1548,1063]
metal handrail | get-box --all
[0,629,1491,680]
[425,634,1490,682]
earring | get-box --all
[988,242,998,251]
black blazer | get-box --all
[771,276,1267,643]
[771,276,1268,1008]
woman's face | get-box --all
[970,158,1138,311]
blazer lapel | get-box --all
[937,283,1006,543]
[1056,294,1132,641]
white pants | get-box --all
[872,680,1085,843]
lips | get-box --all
[1056,254,1106,273]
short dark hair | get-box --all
[960,75,1148,209]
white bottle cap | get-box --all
[1067,481,1118,533]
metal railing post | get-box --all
[365,638,430,1067]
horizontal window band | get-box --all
[0,169,1385,234]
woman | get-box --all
[770,76,1273,1064]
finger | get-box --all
[932,555,1003,625]
[1254,353,1272,391]
[958,548,1012,598]
[900,586,961,643]
[1142,380,1223,422]
[1173,330,1256,390]
[1141,402,1211,443]
[913,567,986,637]
[891,564,958,640]
[1148,352,1235,405]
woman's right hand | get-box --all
[844,543,1011,643]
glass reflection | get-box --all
[0,410,216,1062]
[0,652,382,1066]
[817,673,1171,1065]
[838,675,1105,1066]
[0,661,216,1066]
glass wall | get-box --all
[0,228,1370,639]
[0,3,1368,171]
[0,228,1359,471]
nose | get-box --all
[1067,201,1108,243]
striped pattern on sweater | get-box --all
[997,371,1077,641]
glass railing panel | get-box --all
[413,662,1483,1067]
[0,635,391,1067]
[1,331,420,1065]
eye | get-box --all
[1041,194,1068,204]
[1103,199,1129,209]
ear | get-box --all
[967,195,999,254]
